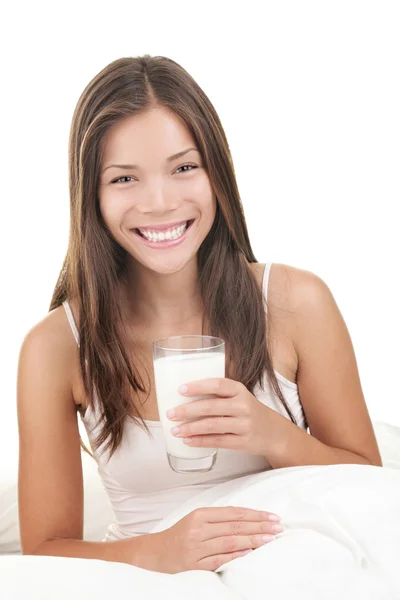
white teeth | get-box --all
[139,221,188,242]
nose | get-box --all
[136,184,181,216]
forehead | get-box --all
[101,107,195,163]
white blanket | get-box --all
[2,462,400,599]
[161,463,400,598]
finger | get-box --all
[169,398,241,422]
[200,506,280,524]
[205,532,276,558]
[172,417,244,438]
[183,433,242,450]
[178,378,241,399]
[202,518,284,540]
[197,549,253,572]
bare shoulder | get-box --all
[249,261,316,316]
[19,303,79,407]
[257,262,327,310]
[265,262,337,335]
[250,261,335,381]
[23,303,77,356]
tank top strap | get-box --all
[262,262,273,305]
[62,300,80,347]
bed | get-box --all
[1,421,399,599]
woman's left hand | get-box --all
[167,378,271,456]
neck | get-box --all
[123,257,204,329]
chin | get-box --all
[129,252,197,276]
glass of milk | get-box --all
[152,335,225,474]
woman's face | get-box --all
[98,106,216,275]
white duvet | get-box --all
[2,459,400,600]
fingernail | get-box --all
[266,514,281,522]
[166,409,175,418]
[178,384,188,394]
[261,535,275,543]
[272,523,285,533]
[170,426,181,435]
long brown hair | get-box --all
[50,55,298,460]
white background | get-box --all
[1,1,399,475]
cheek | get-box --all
[98,193,121,231]
[194,179,216,215]
[99,208,115,234]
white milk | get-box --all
[153,351,225,459]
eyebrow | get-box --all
[102,147,200,173]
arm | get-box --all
[17,310,157,567]
[262,267,382,469]
[149,264,383,468]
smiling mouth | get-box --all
[133,219,194,241]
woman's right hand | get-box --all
[139,506,283,573]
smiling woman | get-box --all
[97,107,217,272]
[16,54,382,575]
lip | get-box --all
[131,219,195,249]
[134,219,189,232]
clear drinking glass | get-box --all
[152,335,225,474]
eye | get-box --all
[111,176,134,184]
[175,163,198,174]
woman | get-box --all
[17,55,382,575]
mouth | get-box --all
[131,219,195,248]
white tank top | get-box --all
[62,262,308,541]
